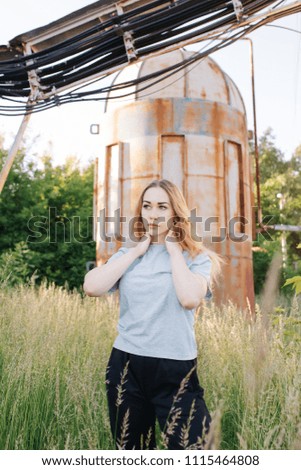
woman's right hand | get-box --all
[131,233,151,257]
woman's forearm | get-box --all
[169,250,207,309]
[84,249,138,296]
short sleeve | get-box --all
[106,247,129,293]
[188,253,213,301]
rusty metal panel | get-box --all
[242,181,253,240]
[106,52,245,112]
[106,99,247,142]
[97,143,123,261]
[224,140,245,236]
[224,74,246,113]
[93,157,99,242]
[186,175,226,239]
[106,144,121,238]
[96,173,105,262]
[122,176,157,216]
[105,52,246,114]
[122,137,159,179]
[186,57,230,104]
[105,99,175,141]
[173,100,245,139]
[186,135,224,178]
[136,50,185,100]
[161,135,185,193]
[213,254,255,310]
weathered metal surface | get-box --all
[93,157,99,242]
[96,50,255,311]
[106,50,246,113]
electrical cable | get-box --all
[0,0,299,115]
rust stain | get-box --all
[154,99,164,134]
[153,98,173,134]
[96,55,255,312]
[93,157,99,250]
[207,59,221,75]
[210,103,223,234]
[182,102,200,131]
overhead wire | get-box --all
[0,1,283,95]
[0,28,256,115]
[0,0,299,116]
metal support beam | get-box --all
[217,36,261,231]
[231,0,245,21]
[0,109,32,194]
[242,38,262,226]
[123,30,137,62]
[263,224,301,232]
[25,43,48,101]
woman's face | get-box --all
[141,186,175,243]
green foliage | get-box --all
[0,145,95,290]
[282,244,301,296]
[251,129,301,295]
[0,127,300,294]
[283,277,301,295]
[0,241,38,286]
[252,249,272,295]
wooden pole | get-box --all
[0,111,32,194]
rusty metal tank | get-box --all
[95,49,255,311]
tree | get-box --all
[251,129,301,295]
[0,143,96,290]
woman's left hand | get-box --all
[165,229,183,255]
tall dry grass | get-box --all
[0,282,300,450]
[196,298,301,450]
[0,283,118,450]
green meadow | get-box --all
[0,283,300,450]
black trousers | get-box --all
[105,347,211,450]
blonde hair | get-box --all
[132,179,225,287]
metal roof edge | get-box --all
[9,0,115,46]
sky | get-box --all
[0,0,300,167]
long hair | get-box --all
[132,179,225,286]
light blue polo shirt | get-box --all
[106,244,212,360]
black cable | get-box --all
[0,25,260,115]
[0,0,294,115]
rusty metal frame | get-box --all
[93,157,99,242]
[231,0,245,21]
[104,142,124,247]
[24,44,48,102]
[241,37,262,228]
[122,31,138,62]
[117,141,125,247]
[223,139,246,238]
[159,134,187,198]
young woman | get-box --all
[84,179,222,450]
